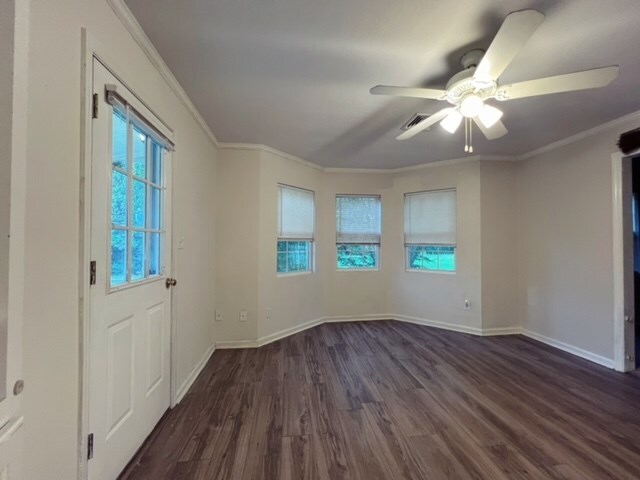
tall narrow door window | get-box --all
[110,105,166,288]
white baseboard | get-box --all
[217,315,388,350]
[216,339,258,349]
[521,329,615,369]
[257,317,325,347]
[480,326,524,336]
[174,343,216,404]
[212,315,615,370]
[324,313,392,323]
[392,314,483,335]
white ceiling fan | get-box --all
[370,9,619,150]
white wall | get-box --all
[517,116,640,361]
[215,148,260,342]
[258,150,325,338]
[320,172,393,319]
[22,1,218,478]
[390,161,483,330]
[481,161,519,331]
[215,155,499,342]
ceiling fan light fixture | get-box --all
[460,94,484,118]
[440,110,463,134]
[478,104,503,128]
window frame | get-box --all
[108,105,169,292]
[335,194,382,272]
[276,239,314,276]
[277,184,316,276]
[404,188,457,274]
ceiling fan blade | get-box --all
[473,117,508,140]
[494,66,619,100]
[396,108,453,140]
[474,9,545,84]
[370,85,447,100]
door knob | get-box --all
[13,380,24,396]
[625,315,634,323]
[165,278,177,289]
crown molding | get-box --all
[218,142,324,171]
[106,0,219,148]
[518,109,640,161]
[331,156,481,174]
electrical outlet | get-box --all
[266,308,272,319]
[464,299,471,310]
[239,310,248,322]
[215,309,223,322]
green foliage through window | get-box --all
[407,245,456,272]
[337,244,379,270]
[277,241,311,273]
[111,108,165,287]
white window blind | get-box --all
[336,195,381,244]
[404,189,456,245]
[278,184,315,240]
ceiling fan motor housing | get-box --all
[445,67,496,105]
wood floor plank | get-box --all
[119,321,640,480]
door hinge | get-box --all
[87,433,94,460]
[92,93,99,119]
[89,261,96,286]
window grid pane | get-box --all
[277,240,312,273]
[111,229,127,287]
[110,108,165,288]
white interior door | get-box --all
[89,58,174,480]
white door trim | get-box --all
[612,151,627,372]
[612,151,640,372]
[78,31,178,480]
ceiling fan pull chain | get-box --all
[464,118,469,152]
[469,118,474,153]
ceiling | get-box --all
[125,0,640,168]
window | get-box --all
[110,107,167,288]
[336,195,381,270]
[277,184,315,274]
[404,189,456,272]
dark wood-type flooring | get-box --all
[120,320,640,479]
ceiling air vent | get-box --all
[401,113,431,132]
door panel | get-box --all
[106,316,134,436]
[89,58,173,480]
[146,304,164,393]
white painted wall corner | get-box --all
[174,343,216,405]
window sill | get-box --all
[277,270,313,278]
[405,269,456,275]
[336,268,380,272]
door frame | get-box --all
[78,31,179,480]
[612,150,640,372]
